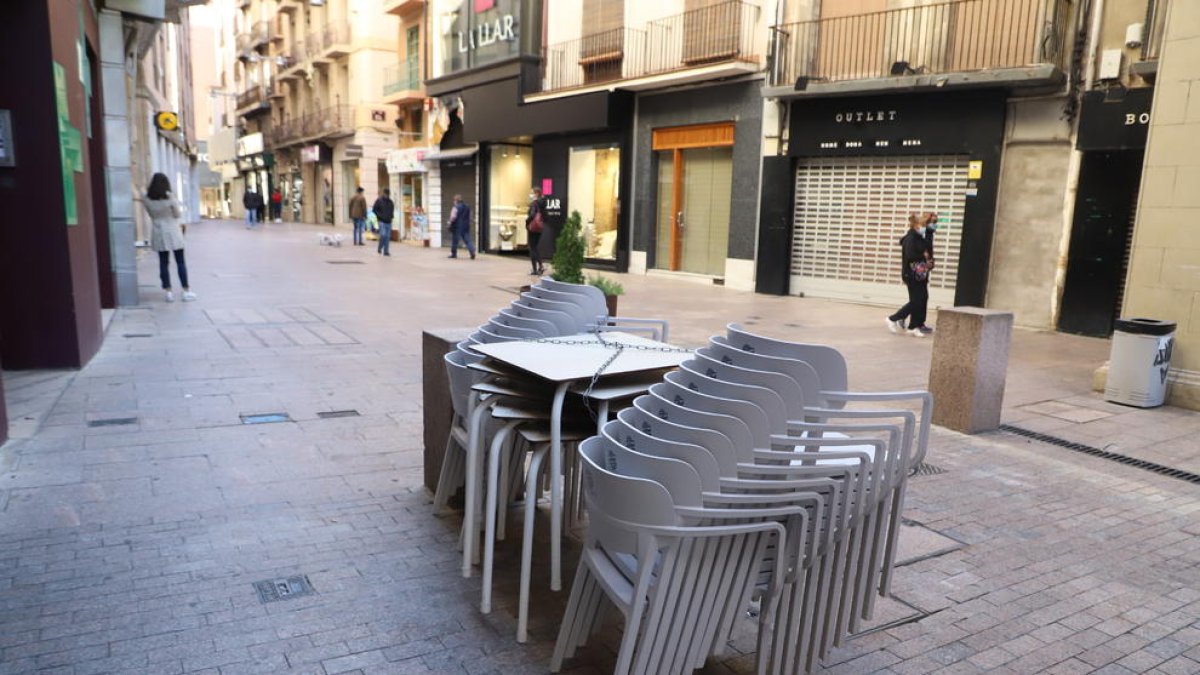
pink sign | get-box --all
[541,178,553,195]
[474,0,495,12]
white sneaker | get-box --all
[182,291,197,302]
[165,291,175,303]
[887,318,904,334]
[907,327,926,338]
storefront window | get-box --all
[568,144,620,261]
[487,143,531,252]
[429,0,532,80]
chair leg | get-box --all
[518,444,549,643]
[482,422,518,614]
[549,382,570,592]
[462,404,490,577]
[432,432,462,511]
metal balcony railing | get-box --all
[252,21,269,45]
[539,0,761,94]
[770,0,1071,87]
[236,85,266,110]
[235,32,253,54]
[324,22,351,49]
[301,105,355,138]
[383,60,421,96]
[1141,0,1168,60]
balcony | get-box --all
[535,1,762,98]
[252,21,268,46]
[277,0,300,13]
[309,23,352,63]
[1132,0,1168,81]
[301,105,356,140]
[269,19,285,44]
[236,85,270,114]
[768,0,1071,96]
[383,61,422,103]
[384,0,424,15]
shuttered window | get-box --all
[790,155,970,306]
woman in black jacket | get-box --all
[525,186,547,275]
[887,213,936,337]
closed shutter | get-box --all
[790,155,970,307]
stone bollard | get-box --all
[928,307,1014,434]
[422,328,475,493]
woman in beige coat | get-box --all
[143,173,196,302]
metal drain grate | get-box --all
[911,462,947,476]
[999,424,1200,485]
[122,333,153,338]
[240,412,291,425]
[87,417,138,427]
[253,575,315,603]
[317,410,360,419]
[326,260,365,265]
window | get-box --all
[568,144,620,261]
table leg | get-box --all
[550,381,569,592]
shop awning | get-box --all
[422,146,478,161]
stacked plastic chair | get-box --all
[551,325,932,674]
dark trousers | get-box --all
[528,231,542,272]
[158,249,189,290]
[451,224,474,257]
[889,279,928,329]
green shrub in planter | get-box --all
[587,275,624,296]
[551,210,586,284]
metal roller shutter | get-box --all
[790,155,970,307]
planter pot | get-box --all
[519,284,532,294]
[605,294,618,317]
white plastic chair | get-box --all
[537,277,670,341]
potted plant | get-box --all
[587,275,624,317]
[551,210,586,285]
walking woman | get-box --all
[144,173,196,302]
[887,212,935,336]
[525,186,546,275]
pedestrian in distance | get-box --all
[243,188,263,229]
[270,188,283,222]
[349,186,368,246]
[525,186,547,275]
[447,194,476,259]
[143,172,196,303]
[373,188,396,256]
[887,212,937,337]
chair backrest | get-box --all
[528,286,605,321]
[455,340,484,363]
[520,294,591,331]
[537,277,609,316]
[640,388,756,470]
[511,299,578,336]
[661,372,773,449]
[476,326,510,344]
[578,437,676,559]
[614,408,723,492]
[678,359,790,433]
[709,336,823,416]
[497,307,559,337]
[599,423,706,508]
[444,350,478,420]
[693,348,810,423]
[486,318,542,340]
[726,324,849,406]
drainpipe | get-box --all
[1051,0,1103,327]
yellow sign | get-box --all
[155,111,179,131]
[968,160,983,180]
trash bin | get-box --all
[1105,318,1176,407]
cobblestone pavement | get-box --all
[1,220,1198,675]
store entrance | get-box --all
[1059,150,1144,337]
[440,157,476,249]
[652,123,735,276]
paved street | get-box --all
[1,219,1199,675]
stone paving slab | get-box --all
[0,219,1197,674]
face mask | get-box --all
[917,227,927,236]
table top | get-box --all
[470,331,692,382]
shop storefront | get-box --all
[1058,87,1153,337]
[235,132,273,206]
[758,90,1006,307]
[424,0,633,269]
[386,146,433,240]
[299,143,335,225]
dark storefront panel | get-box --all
[460,78,619,143]
[441,157,477,249]
[1077,88,1153,151]
[784,90,1006,307]
[756,156,795,295]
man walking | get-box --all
[373,188,395,256]
[349,186,368,246]
[447,194,475,259]
[243,188,263,229]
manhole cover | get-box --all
[912,462,946,476]
[253,575,315,603]
[326,260,365,265]
[317,410,360,419]
[240,412,291,425]
[87,417,138,427]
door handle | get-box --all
[676,211,685,230]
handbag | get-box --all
[910,260,932,282]
[528,210,544,234]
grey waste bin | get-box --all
[1105,318,1176,407]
